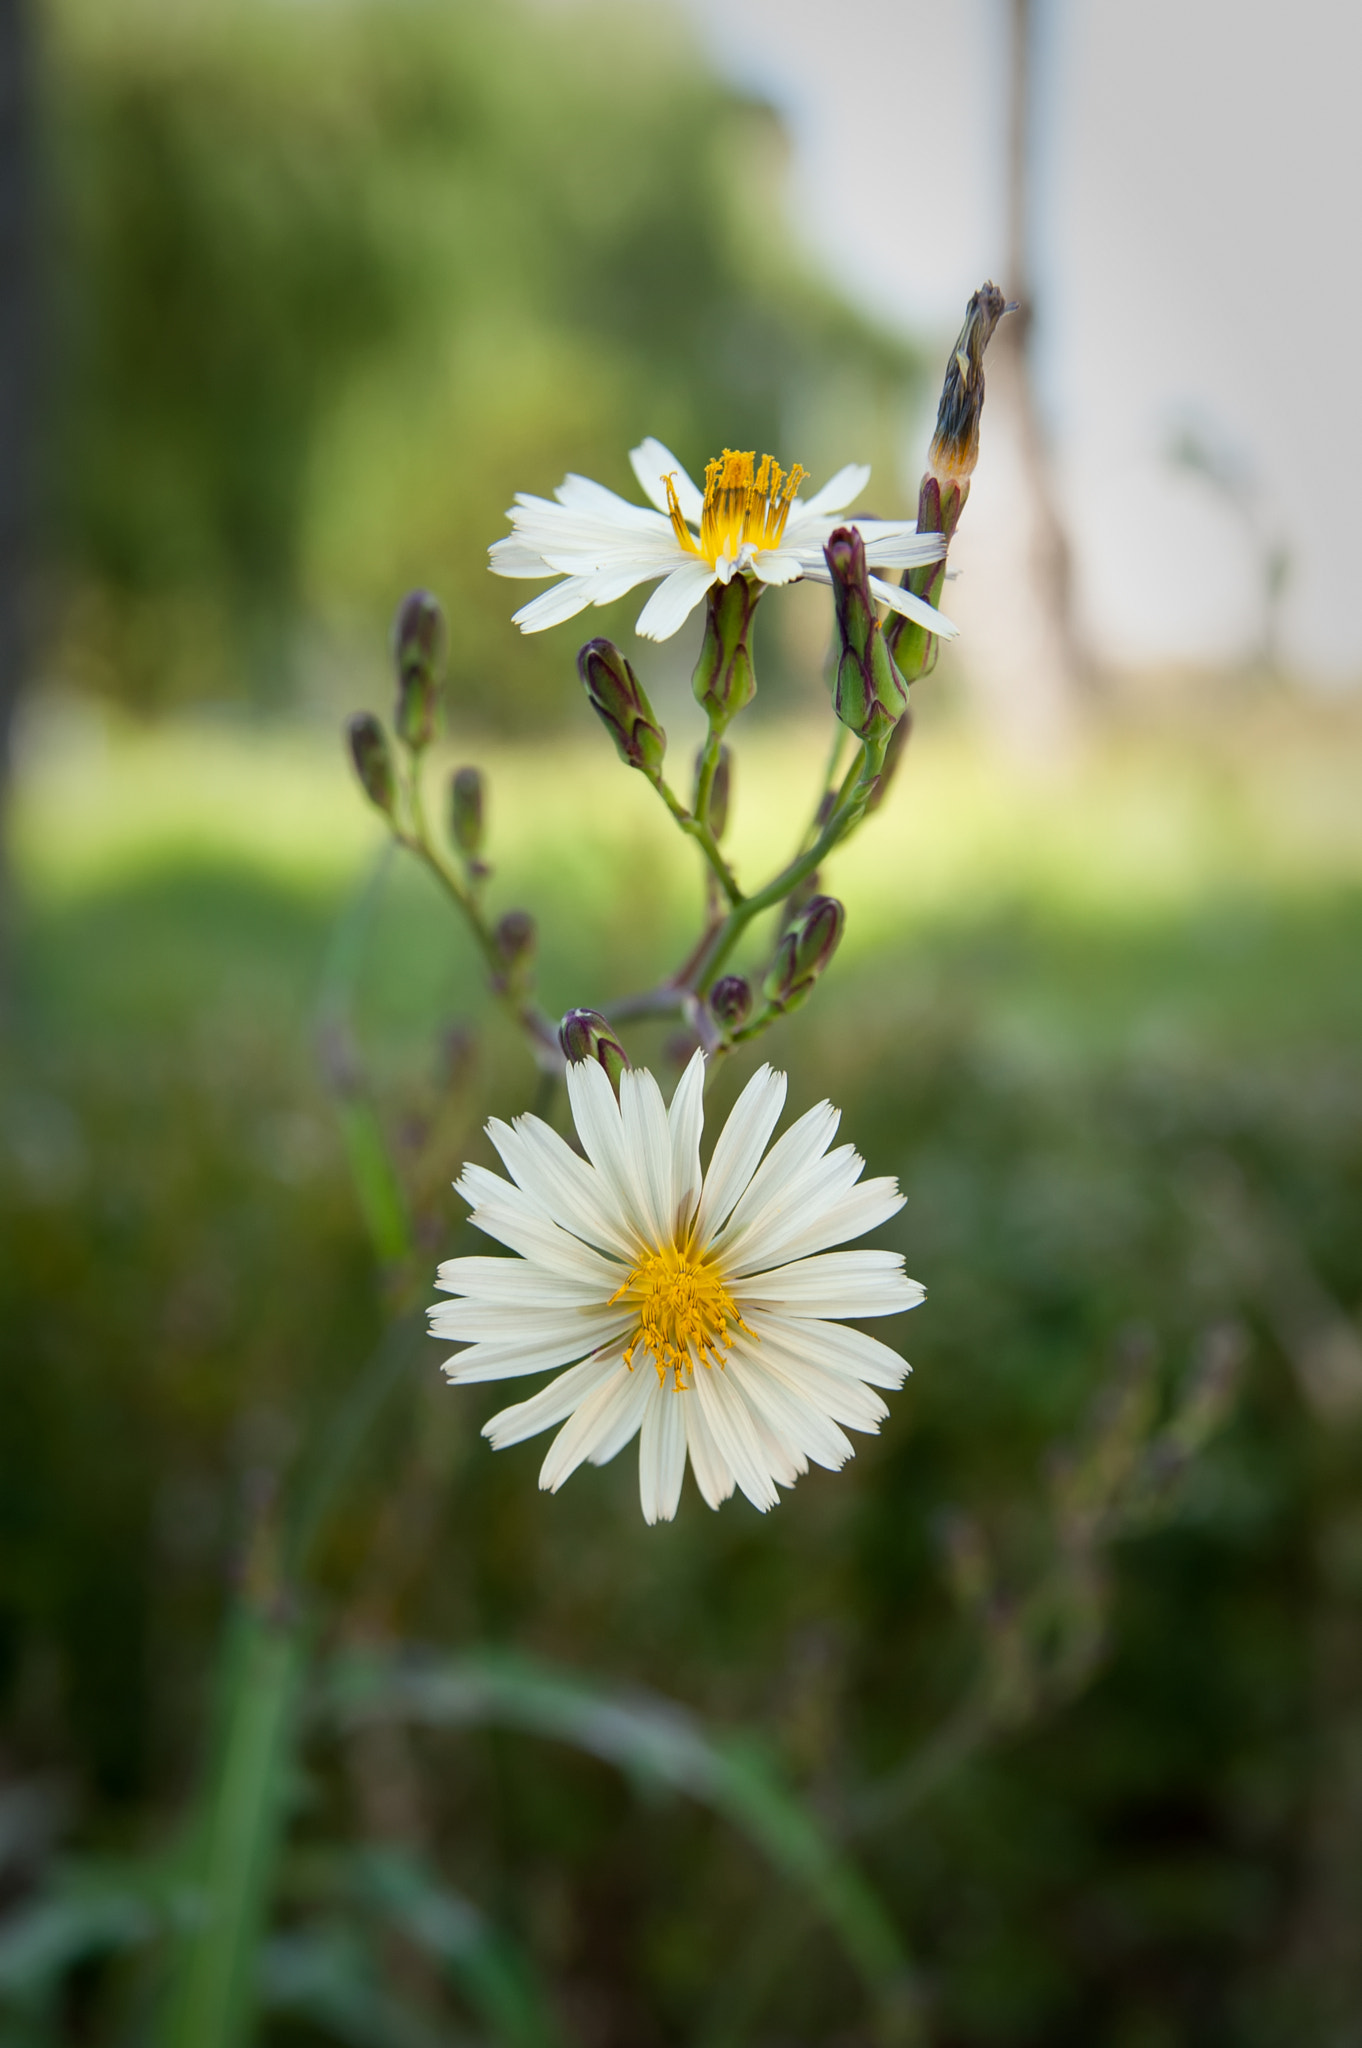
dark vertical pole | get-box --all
[0,0,37,989]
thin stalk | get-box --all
[401,760,561,1069]
[655,776,743,906]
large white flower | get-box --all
[430,1052,923,1523]
[490,438,957,645]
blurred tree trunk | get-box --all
[955,0,1093,760]
[0,0,37,995]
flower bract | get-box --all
[489,438,956,643]
[430,1052,924,1522]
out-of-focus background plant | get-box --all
[2,1,1362,2045]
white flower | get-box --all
[429,1052,923,1523]
[490,438,957,644]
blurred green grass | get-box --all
[4,694,1362,2043]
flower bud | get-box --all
[709,974,752,1033]
[694,743,732,839]
[763,895,845,1015]
[559,1008,630,1096]
[494,909,536,968]
[578,639,667,777]
[392,589,447,750]
[925,280,1011,491]
[346,712,396,818]
[449,765,485,856]
[691,576,758,728]
[826,526,909,745]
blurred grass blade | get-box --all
[158,1601,306,2048]
[357,1845,564,2048]
[326,1648,909,2002]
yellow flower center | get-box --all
[612,1243,755,1390]
[664,449,807,569]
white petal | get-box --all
[511,577,597,634]
[585,1364,653,1466]
[539,1364,646,1491]
[867,575,959,639]
[725,1174,906,1278]
[634,560,716,642]
[454,1165,626,1283]
[755,1311,912,1390]
[750,550,804,587]
[736,1249,924,1319]
[733,1349,855,1471]
[742,1324,891,1433]
[488,537,555,577]
[667,1049,706,1234]
[436,1311,632,1382]
[630,438,704,524]
[618,1065,675,1250]
[719,1100,841,1239]
[554,472,670,530]
[682,1388,736,1509]
[694,1065,788,1246]
[861,530,948,570]
[713,1142,865,1275]
[482,1351,623,1448]
[433,1254,612,1309]
[691,1364,781,1511]
[565,1059,650,1246]
[486,1115,636,1261]
[797,462,872,518]
[638,1387,687,1523]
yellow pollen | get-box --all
[663,448,808,569]
[611,1243,755,1390]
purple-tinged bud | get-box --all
[826,526,909,745]
[691,576,758,728]
[865,705,913,814]
[392,589,447,750]
[926,281,1011,491]
[763,894,845,1014]
[578,639,667,777]
[346,712,396,818]
[494,909,536,968]
[694,742,732,840]
[449,765,485,855]
[709,975,752,1033]
[559,1008,630,1097]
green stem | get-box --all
[655,775,743,906]
[692,724,725,833]
[687,738,884,994]
[401,760,561,1069]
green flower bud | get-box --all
[393,589,447,750]
[578,639,667,777]
[449,765,485,855]
[763,894,845,1015]
[709,974,752,1032]
[926,280,1011,490]
[558,1008,630,1098]
[691,576,758,728]
[694,743,732,840]
[346,712,396,818]
[826,526,908,744]
[494,909,536,967]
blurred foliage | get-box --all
[41,0,918,722]
[4,707,1362,2042]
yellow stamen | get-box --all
[662,449,808,570]
[611,1243,755,1390]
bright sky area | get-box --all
[641,0,1361,683]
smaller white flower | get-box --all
[490,438,956,644]
[429,1052,924,1523]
